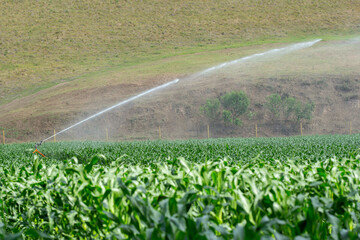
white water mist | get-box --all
[195,39,321,77]
[42,79,179,142]
[40,39,321,143]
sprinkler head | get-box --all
[34,140,43,149]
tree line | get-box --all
[201,91,314,127]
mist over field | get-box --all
[52,38,360,141]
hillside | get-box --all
[1,0,360,103]
[1,0,360,142]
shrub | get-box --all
[200,98,220,121]
[284,97,297,119]
[294,102,315,121]
[221,91,249,122]
[200,91,250,127]
[265,94,315,123]
[265,94,282,118]
[222,110,233,124]
[247,111,256,120]
[234,118,243,126]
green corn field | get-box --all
[1,134,360,239]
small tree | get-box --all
[265,93,315,123]
[294,102,315,122]
[265,94,282,119]
[284,97,297,119]
[234,118,243,127]
[222,110,233,124]
[200,98,220,121]
[221,91,249,123]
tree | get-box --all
[284,97,297,119]
[234,118,243,127]
[265,94,283,119]
[294,102,315,122]
[221,91,249,123]
[200,98,220,121]
[222,110,232,124]
[265,93,315,123]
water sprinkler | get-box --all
[34,140,43,149]
[33,140,47,158]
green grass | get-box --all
[1,0,360,104]
[1,135,360,238]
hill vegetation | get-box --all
[1,0,360,141]
[1,0,360,104]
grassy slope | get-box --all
[1,0,360,104]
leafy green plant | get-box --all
[200,98,220,122]
[234,118,242,126]
[294,101,315,121]
[221,91,250,122]
[247,110,256,120]
[265,93,315,122]
[1,135,360,239]
[222,109,233,124]
[284,96,297,119]
[200,91,249,127]
[265,93,283,118]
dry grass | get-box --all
[1,0,360,104]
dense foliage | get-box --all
[0,134,360,239]
[265,94,315,122]
[200,99,220,121]
[200,91,249,126]
[221,91,250,124]
[1,135,359,168]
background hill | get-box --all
[1,0,360,142]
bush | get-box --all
[200,91,250,127]
[284,97,297,119]
[200,98,220,121]
[294,102,315,121]
[247,111,256,120]
[221,91,249,122]
[265,94,315,122]
[234,118,243,126]
[265,94,282,118]
[222,110,233,124]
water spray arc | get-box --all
[34,39,321,149]
[194,39,322,77]
[40,78,179,144]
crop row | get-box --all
[1,134,359,239]
[0,134,359,168]
[1,153,360,239]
